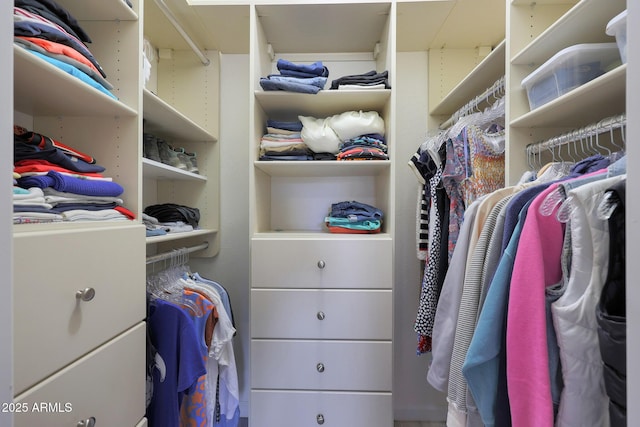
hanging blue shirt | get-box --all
[146,299,207,427]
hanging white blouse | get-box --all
[552,174,624,427]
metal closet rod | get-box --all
[526,113,627,155]
[439,76,506,130]
[145,242,209,265]
[153,0,210,66]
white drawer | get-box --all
[250,390,392,427]
[14,322,146,427]
[13,224,146,394]
[251,340,392,391]
[251,289,392,339]
[251,236,392,289]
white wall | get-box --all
[194,51,449,422]
[1,1,13,426]
[190,53,251,416]
[393,52,448,421]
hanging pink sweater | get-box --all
[506,183,564,426]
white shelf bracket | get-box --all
[267,44,275,61]
[373,42,381,60]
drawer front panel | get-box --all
[14,323,146,427]
[251,289,392,339]
[251,237,392,289]
[13,225,146,394]
[251,340,392,391]
[250,390,392,427]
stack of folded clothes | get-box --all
[330,70,390,90]
[259,119,312,161]
[324,200,383,234]
[259,59,329,94]
[299,110,387,160]
[13,1,116,99]
[13,125,134,224]
[337,133,388,161]
[143,203,200,237]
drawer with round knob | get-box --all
[13,224,146,394]
[14,322,146,427]
[250,390,392,427]
[251,339,392,391]
[251,235,392,289]
[251,289,392,340]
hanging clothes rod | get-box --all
[145,242,209,265]
[439,76,505,130]
[153,0,210,66]
[526,113,626,155]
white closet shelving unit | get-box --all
[142,0,222,258]
[5,0,638,425]
[247,2,396,425]
[11,1,147,426]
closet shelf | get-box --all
[146,228,217,245]
[511,0,575,4]
[254,160,391,177]
[255,90,391,118]
[510,64,626,129]
[58,0,138,21]
[142,158,208,181]
[146,0,248,53]
[13,46,137,117]
[430,40,505,117]
[13,221,142,236]
[511,0,626,66]
[252,231,393,241]
[397,0,505,51]
[254,2,391,54]
[143,89,217,142]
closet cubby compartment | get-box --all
[250,1,395,236]
[143,0,221,257]
[506,0,627,183]
[14,0,143,228]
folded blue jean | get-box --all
[267,75,327,89]
[330,200,383,221]
[266,119,303,132]
[260,78,320,94]
[259,154,313,161]
[276,59,329,77]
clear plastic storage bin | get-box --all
[521,43,621,111]
[606,10,627,64]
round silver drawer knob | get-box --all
[317,260,326,269]
[77,417,96,427]
[75,287,96,302]
[316,414,325,424]
[317,311,325,320]
[316,362,325,373]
